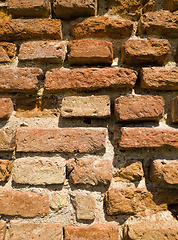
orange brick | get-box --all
[165,0,178,11]
[0,98,13,119]
[0,42,16,63]
[0,160,12,181]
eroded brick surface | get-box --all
[65,224,119,240]
[0,220,6,240]
[67,39,113,66]
[70,15,133,39]
[121,38,170,66]
[53,0,97,19]
[0,130,15,151]
[45,68,137,92]
[16,128,106,153]
[114,95,165,121]
[0,42,16,63]
[9,221,63,240]
[171,96,178,123]
[0,160,12,181]
[61,95,110,118]
[0,189,49,217]
[0,98,14,119]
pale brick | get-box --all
[45,67,137,92]
[18,41,66,63]
[65,224,119,240]
[114,95,164,121]
[71,192,95,220]
[0,19,62,41]
[0,221,6,240]
[0,160,12,181]
[150,159,178,185]
[124,219,178,240]
[0,130,15,151]
[61,95,110,118]
[53,0,97,19]
[121,38,170,66]
[165,0,178,11]
[70,15,133,39]
[12,157,65,185]
[140,67,178,90]
[16,128,106,153]
[67,39,113,66]
[7,0,51,18]
[9,221,62,240]
[0,68,43,93]
[138,10,178,38]
[50,192,69,211]
[67,158,112,185]
[0,42,16,63]
[115,127,178,149]
[172,96,178,123]
[0,189,49,217]
[105,187,161,216]
[0,98,14,119]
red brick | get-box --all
[0,160,12,181]
[0,42,16,63]
[150,159,178,185]
[0,221,6,240]
[44,67,137,92]
[53,0,97,19]
[18,41,66,63]
[67,158,112,185]
[7,0,50,18]
[65,224,119,240]
[9,221,62,240]
[0,19,62,41]
[67,39,113,66]
[165,0,178,11]
[140,67,178,90]
[124,218,178,240]
[16,127,106,153]
[0,68,43,93]
[121,38,170,66]
[70,15,133,39]
[115,127,178,149]
[114,95,164,122]
[105,187,161,216]
[0,130,15,151]
[0,98,13,119]
[0,189,49,217]
[172,96,178,123]
[138,10,178,38]
[61,95,110,118]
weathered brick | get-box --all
[121,38,170,66]
[138,10,178,38]
[71,192,95,220]
[150,159,178,185]
[67,39,113,66]
[0,189,49,217]
[7,0,51,18]
[45,67,137,92]
[0,42,16,63]
[0,68,43,93]
[12,157,65,185]
[0,98,13,119]
[114,95,165,122]
[165,0,178,11]
[67,158,112,185]
[105,187,161,215]
[70,15,133,39]
[0,221,6,240]
[16,128,106,153]
[172,96,178,123]
[53,0,97,19]
[50,192,69,211]
[65,224,119,240]
[61,95,110,118]
[107,0,155,20]
[9,221,62,240]
[0,19,62,41]
[140,67,178,90]
[115,127,178,149]
[124,218,178,240]
[0,130,15,151]
[0,160,12,181]
[18,41,66,63]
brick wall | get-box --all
[0,0,178,239]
